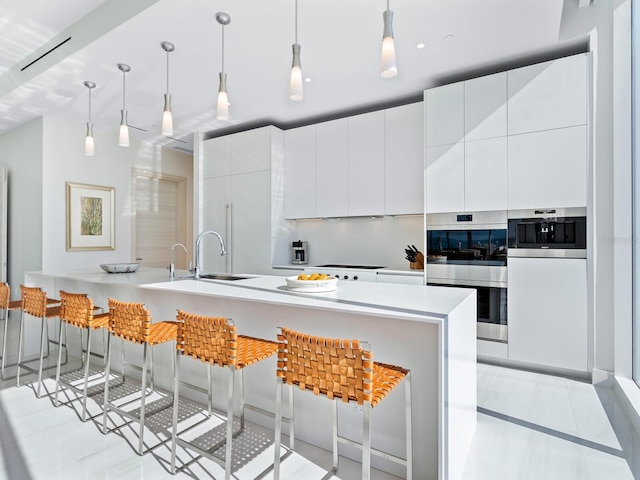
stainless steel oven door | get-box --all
[427,265,508,342]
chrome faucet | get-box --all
[168,243,187,279]
[193,230,228,278]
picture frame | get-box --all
[66,182,115,251]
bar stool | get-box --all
[54,290,110,421]
[273,326,413,480]
[16,285,64,398]
[0,282,24,379]
[102,298,178,455]
[170,310,279,479]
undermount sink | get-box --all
[198,273,251,281]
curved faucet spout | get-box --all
[169,243,188,279]
[194,230,228,278]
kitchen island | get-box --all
[25,268,476,480]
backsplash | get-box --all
[292,215,423,270]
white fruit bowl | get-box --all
[100,263,141,274]
[285,275,338,292]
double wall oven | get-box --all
[426,211,508,342]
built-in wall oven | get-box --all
[426,211,508,342]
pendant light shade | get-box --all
[161,41,175,136]
[380,1,397,78]
[289,0,303,101]
[216,12,231,121]
[83,81,96,156]
[117,63,131,147]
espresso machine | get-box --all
[292,240,308,265]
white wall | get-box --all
[293,215,423,270]
[41,113,194,273]
[0,118,44,295]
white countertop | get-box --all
[29,267,470,324]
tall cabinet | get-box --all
[201,126,287,275]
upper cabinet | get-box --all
[464,72,507,141]
[348,111,385,216]
[283,102,424,219]
[203,126,274,179]
[508,54,588,135]
[425,82,464,147]
[284,125,316,219]
[425,53,589,214]
[203,135,232,179]
[385,103,424,215]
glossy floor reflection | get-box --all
[463,363,640,480]
[1,362,639,479]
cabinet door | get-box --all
[384,103,424,215]
[376,273,424,285]
[508,54,588,135]
[507,125,587,209]
[425,143,465,214]
[508,257,587,371]
[316,118,349,217]
[425,82,464,147]
[231,171,271,274]
[464,137,507,211]
[284,125,316,219]
[464,72,507,141]
[203,136,232,179]
[201,176,231,273]
[232,126,272,174]
[348,111,385,216]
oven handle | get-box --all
[427,278,507,289]
[507,248,587,259]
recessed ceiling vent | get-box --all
[21,36,72,72]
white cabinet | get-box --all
[464,72,507,141]
[426,143,465,214]
[425,82,464,147]
[348,111,385,216]
[316,119,349,217]
[507,126,587,209]
[385,103,424,215]
[507,257,587,372]
[203,135,231,179]
[284,125,316,219]
[508,53,588,135]
[201,126,284,275]
[376,272,424,285]
[464,137,507,211]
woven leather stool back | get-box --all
[276,327,374,405]
[0,283,9,310]
[21,285,47,317]
[60,291,95,329]
[107,298,151,344]
[176,310,237,367]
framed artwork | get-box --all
[66,182,115,251]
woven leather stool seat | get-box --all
[103,298,178,455]
[0,282,24,379]
[170,310,278,479]
[274,327,412,480]
[16,285,64,398]
[54,291,110,421]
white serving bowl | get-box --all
[100,263,141,274]
[285,275,338,292]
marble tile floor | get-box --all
[0,361,639,479]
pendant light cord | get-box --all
[295,0,298,43]
[166,50,170,94]
[88,87,92,123]
[122,70,126,110]
[221,24,225,74]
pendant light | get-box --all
[83,81,96,156]
[380,0,397,78]
[216,12,231,121]
[117,63,131,147]
[161,41,175,136]
[289,0,303,101]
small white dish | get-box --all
[284,275,338,292]
[100,263,141,274]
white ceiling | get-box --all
[0,0,585,153]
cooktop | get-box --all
[314,264,385,269]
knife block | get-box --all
[409,252,424,270]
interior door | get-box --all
[133,169,187,268]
